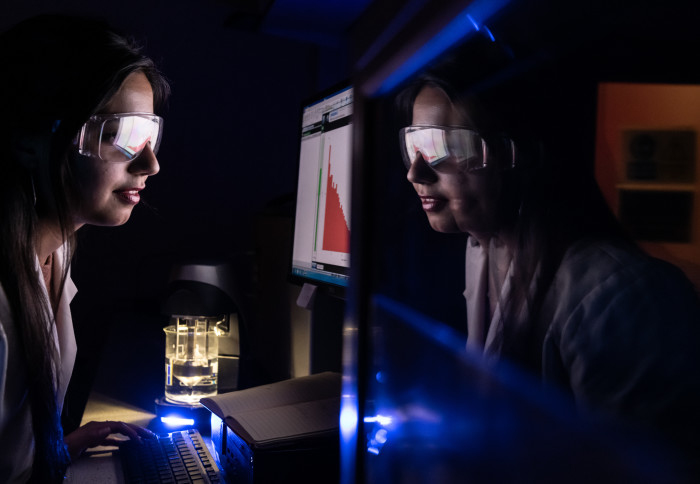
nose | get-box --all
[128,143,160,176]
[406,151,437,184]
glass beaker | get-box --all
[164,317,219,405]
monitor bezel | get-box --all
[288,80,354,298]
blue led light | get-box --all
[161,416,195,427]
[340,402,358,442]
[366,420,391,455]
[363,414,393,427]
[375,0,511,95]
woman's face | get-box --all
[407,85,501,241]
[71,71,160,228]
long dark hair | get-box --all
[397,70,633,371]
[0,15,169,482]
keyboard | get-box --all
[120,428,222,484]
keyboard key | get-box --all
[120,429,221,484]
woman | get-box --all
[0,15,170,482]
[398,76,700,465]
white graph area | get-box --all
[291,133,322,268]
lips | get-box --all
[419,196,447,212]
[114,188,142,205]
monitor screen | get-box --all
[290,84,353,289]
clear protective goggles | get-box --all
[399,125,513,172]
[76,112,163,162]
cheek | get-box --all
[441,172,474,208]
[73,157,96,183]
[73,160,114,201]
[451,176,499,217]
[439,169,468,195]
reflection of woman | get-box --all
[398,77,700,461]
[0,15,169,482]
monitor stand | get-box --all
[297,283,345,374]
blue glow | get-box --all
[375,371,385,383]
[211,413,223,430]
[373,295,466,354]
[363,414,393,427]
[373,294,583,425]
[367,424,390,455]
[340,402,358,442]
[376,0,511,95]
[161,416,195,427]
[483,25,496,42]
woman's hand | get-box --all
[64,420,156,460]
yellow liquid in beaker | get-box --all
[164,323,218,405]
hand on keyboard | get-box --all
[64,420,157,460]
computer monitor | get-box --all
[290,83,353,292]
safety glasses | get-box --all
[399,125,513,172]
[76,112,163,162]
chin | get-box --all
[111,213,134,226]
[427,215,461,233]
[455,211,495,236]
[86,210,134,227]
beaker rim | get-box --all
[163,325,219,334]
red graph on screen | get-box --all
[322,146,350,253]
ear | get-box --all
[11,131,52,170]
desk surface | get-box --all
[64,391,216,483]
[64,391,155,483]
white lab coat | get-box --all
[464,236,700,450]
[0,244,77,483]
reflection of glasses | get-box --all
[399,125,513,172]
[77,112,163,162]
